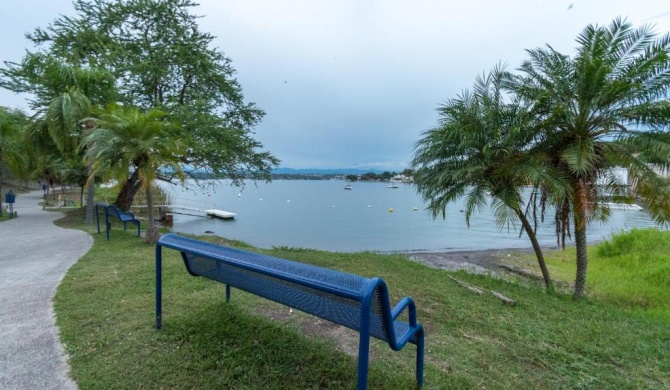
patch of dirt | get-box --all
[256,305,361,358]
[408,248,537,275]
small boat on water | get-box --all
[344,184,352,190]
[387,185,399,189]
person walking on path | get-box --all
[0,189,93,389]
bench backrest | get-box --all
[156,233,425,389]
[158,233,395,342]
[106,205,123,217]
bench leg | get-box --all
[357,327,371,390]
[156,245,163,329]
[96,205,100,234]
[416,328,425,388]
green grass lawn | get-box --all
[53,209,670,389]
[504,228,670,324]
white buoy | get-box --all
[259,198,263,201]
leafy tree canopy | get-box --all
[1,0,278,183]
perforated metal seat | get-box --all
[156,233,425,389]
[95,203,141,241]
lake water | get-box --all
[161,179,660,253]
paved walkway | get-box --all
[0,190,92,389]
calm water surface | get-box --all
[162,180,661,253]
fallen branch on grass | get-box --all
[448,275,517,306]
[447,275,484,295]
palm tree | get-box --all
[86,105,185,243]
[509,18,670,298]
[412,67,566,289]
[25,56,115,223]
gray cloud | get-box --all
[2,0,669,170]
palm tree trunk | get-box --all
[517,210,553,290]
[145,184,160,244]
[85,157,95,225]
[80,185,84,208]
[573,211,588,298]
[116,168,142,211]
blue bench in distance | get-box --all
[155,233,425,390]
[95,203,141,241]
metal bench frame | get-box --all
[95,203,141,241]
[155,233,425,389]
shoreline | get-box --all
[407,246,560,275]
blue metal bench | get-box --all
[155,233,425,389]
[95,203,141,241]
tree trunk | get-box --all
[145,183,160,244]
[80,185,84,208]
[573,211,588,298]
[517,210,553,290]
[115,168,142,211]
[85,178,95,224]
[85,157,95,224]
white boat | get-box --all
[602,202,644,211]
[387,185,399,189]
[344,184,352,190]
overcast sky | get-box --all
[2,1,670,171]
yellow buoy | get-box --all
[389,208,394,212]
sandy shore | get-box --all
[408,247,539,275]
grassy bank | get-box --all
[53,210,670,389]
[505,228,670,324]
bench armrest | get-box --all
[391,296,418,327]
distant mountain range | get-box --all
[272,167,388,175]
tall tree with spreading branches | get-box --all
[1,0,279,210]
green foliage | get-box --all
[86,104,186,239]
[1,54,116,110]
[588,229,670,315]
[411,66,559,288]
[0,107,28,177]
[87,105,185,185]
[509,18,670,297]
[2,0,279,184]
[418,18,670,298]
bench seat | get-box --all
[156,233,425,389]
[95,203,141,240]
